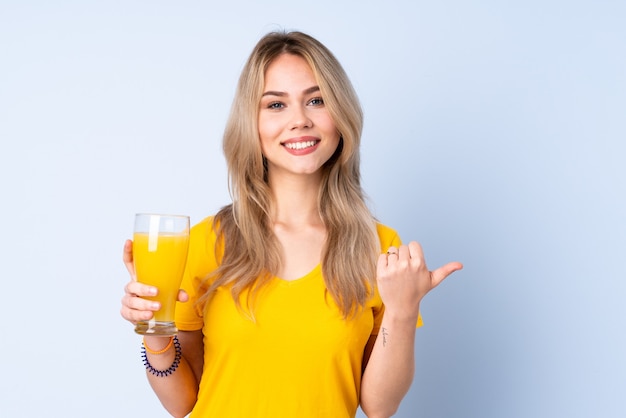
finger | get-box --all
[120,303,155,323]
[177,289,189,303]
[396,244,410,261]
[124,280,157,298]
[407,241,425,261]
[122,291,160,311]
[123,239,136,279]
[431,261,464,288]
[120,292,159,323]
[386,246,399,258]
[377,252,390,272]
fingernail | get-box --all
[149,287,157,296]
[152,302,160,310]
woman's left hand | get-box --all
[376,241,463,320]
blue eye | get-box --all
[309,97,324,106]
[268,102,284,109]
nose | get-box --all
[290,106,312,130]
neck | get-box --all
[268,173,323,226]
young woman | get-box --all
[120,31,462,418]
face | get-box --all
[258,53,340,181]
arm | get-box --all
[360,242,462,418]
[120,240,204,417]
[143,331,203,417]
[360,312,418,418]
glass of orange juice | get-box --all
[133,213,190,336]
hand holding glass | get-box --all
[133,213,190,336]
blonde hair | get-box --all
[198,31,379,318]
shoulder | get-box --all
[191,215,217,234]
[188,215,221,256]
[191,215,224,238]
[375,222,402,249]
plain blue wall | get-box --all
[1,1,624,417]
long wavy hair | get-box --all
[197,31,379,318]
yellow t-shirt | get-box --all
[175,216,422,417]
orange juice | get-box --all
[133,232,189,322]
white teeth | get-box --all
[284,141,317,150]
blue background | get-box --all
[1,1,624,417]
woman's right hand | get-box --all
[119,239,188,325]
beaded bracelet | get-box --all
[141,335,182,377]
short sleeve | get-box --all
[175,217,219,331]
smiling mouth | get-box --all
[283,140,320,150]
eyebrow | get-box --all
[261,85,320,97]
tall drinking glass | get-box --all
[133,213,190,335]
